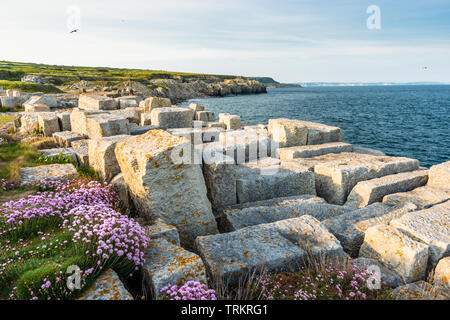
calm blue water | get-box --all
[180,85,450,167]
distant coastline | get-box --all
[297,82,450,87]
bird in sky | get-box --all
[70,29,79,34]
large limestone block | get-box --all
[268,118,308,148]
[130,125,159,136]
[56,112,71,131]
[195,111,215,122]
[110,173,133,214]
[278,142,353,160]
[20,164,78,186]
[352,257,404,288]
[38,113,60,136]
[111,108,140,124]
[72,146,89,166]
[71,139,90,148]
[390,202,450,267]
[116,96,140,109]
[221,202,353,232]
[219,113,241,130]
[140,113,152,126]
[428,161,450,189]
[299,120,345,145]
[352,146,386,156]
[393,281,448,300]
[78,269,133,300]
[78,94,118,111]
[143,238,207,297]
[383,185,450,209]
[88,135,130,182]
[86,114,130,139]
[19,112,39,135]
[285,152,420,205]
[169,127,224,144]
[235,159,315,203]
[150,107,194,129]
[40,148,78,163]
[0,96,23,109]
[203,155,237,213]
[323,203,417,257]
[24,104,51,112]
[359,224,429,283]
[433,257,450,293]
[115,130,218,247]
[195,215,346,283]
[345,170,429,208]
[24,95,57,108]
[189,103,205,112]
[53,131,87,148]
[70,108,108,135]
[144,218,180,246]
[142,97,172,113]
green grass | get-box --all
[0,80,62,94]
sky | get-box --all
[1,0,450,83]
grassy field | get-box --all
[0,60,239,87]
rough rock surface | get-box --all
[20,164,78,186]
[56,112,72,131]
[53,131,87,148]
[115,130,218,247]
[141,97,172,113]
[78,269,133,300]
[86,114,130,139]
[393,281,448,300]
[268,118,308,148]
[78,94,118,111]
[38,112,60,137]
[144,218,180,246]
[428,161,450,189]
[433,257,450,293]
[383,185,450,209]
[278,142,353,160]
[40,148,78,163]
[143,238,207,297]
[150,107,194,129]
[345,170,429,208]
[359,224,429,283]
[195,215,346,283]
[352,257,404,289]
[300,120,345,145]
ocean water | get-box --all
[179,85,450,167]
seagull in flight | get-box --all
[70,29,79,34]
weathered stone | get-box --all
[140,113,152,126]
[433,257,450,292]
[115,130,218,247]
[20,164,78,186]
[19,112,39,135]
[142,97,172,113]
[89,135,130,182]
[143,238,207,297]
[86,114,130,139]
[268,118,308,148]
[38,113,60,136]
[111,173,133,212]
[219,113,241,130]
[278,142,353,160]
[23,95,57,108]
[235,158,315,203]
[150,107,194,129]
[111,107,140,124]
[24,104,51,112]
[359,224,429,283]
[284,152,420,205]
[56,112,71,131]
[299,120,345,145]
[393,281,448,300]
[0,96,24,109]
[116,96,140,109]
[71,139,90,148]
[53,131,87,148]
[195,111,215,122]
[70,108,109,135]
[40,148,78,163]
[195,215,346,284]
[352,146,386,156]
[383,185,450,209]
[352,257,404,288]
[345,170,429,208]
[144,218,180,246]
[221,201,353,232]
[203,155,237,213]
[169,127,224,144]
[207,121,226,129]
[323,203,417,257]
[72,146,89,166]
[78,94,118,110]
[189,103,205,112]
[130,125,159,136]
[78,269,133,300]
[428,161,450,189]
[390,202,450,267]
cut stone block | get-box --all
[188,103,205,112]
[38,113,60,136]
[140,113,152,126]
[433,257,450,292]
[202,155,237,213]
[115,130,218,247]
[72,146,89,166]
[40,148,78,163]
[195,215,346,284]
[56,112,71,131]
[18,112,39,135]
[23,95,57,108]
[130,125,159,136]
[24,104,51,112]
[323,203,417,257]
[219,113,241,130]
[393,281,448,300]
[70,108,109,135]
[71,139,90,148]
[428,161,450,189]
[235,158,316,203]
[0,96,22,109]
[195,111,215,122]
[221,202,353,232]
[88,135,130,182]
[299,120,345,145]
[111,107,140,124]
[207,121,226,129]
[142,97,172,113]
[352,146,386,156]
[116,96,140,109]
[78,94,119,110]
[150,107,194,129]
[383,185,450,209]
[169,127,224,144]
[53,131,87,148]
[345,170,429,208]
[144,218,180,246]
[78,269,133,300]
[359,224,429,283]
[20,164,78,186]
[284,152,420,205]
[85,114,130,139]
[143,238,207,297]
[111,173,133,213]
[390,202,450,267]
[278,142,353,160]
[352,257,404,288]
[268,118,308,148]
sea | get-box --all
[179,85,450,167]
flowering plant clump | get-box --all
[0,179,15,191]
[160,281,217,300]
[256,262,392,300]
[0,178,148,300]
